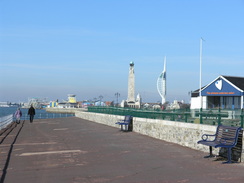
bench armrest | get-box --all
[116,119,125,123]
[201,134,216,141]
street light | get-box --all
[115,92,120,107]
[99,95,103,106]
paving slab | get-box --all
[1,117,244,183]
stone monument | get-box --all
[121,62,141,108]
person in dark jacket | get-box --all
[28,105,35,123]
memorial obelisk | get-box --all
[127,62,135,103]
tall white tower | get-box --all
[127,62,135,102]
[157,57,166,104]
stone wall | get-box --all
[75,111,244,162]
[46,108,86,114]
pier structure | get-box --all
[1,116,244,182]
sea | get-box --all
[0,107,74,119]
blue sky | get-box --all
[0,0,244,103]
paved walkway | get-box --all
[1,117,244,183]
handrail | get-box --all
[19,113,75,120]
[0,113,74,130]
[0,114,13,130]
[87,106,244,127]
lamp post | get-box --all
[99,95,103,106]
[115,92,120,107]
[93,98,97,106]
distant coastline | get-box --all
[0,103,19,108]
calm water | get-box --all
[0,107,74,119]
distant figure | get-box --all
[14,108,22,124]
[28,105,35,123]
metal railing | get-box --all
[19,113,75,120]
[0,113,75,131]
[0,114,13,130]
[88,106,244,127]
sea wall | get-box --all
[75,111,244,162]
[46,108,87,114]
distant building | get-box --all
[157,57,167,104]
[0,102,9,107]
[50,101,58,108]
[68,94,77,103]
[49,94,78,108]
[191,75,244,109]
[57,102,78,108]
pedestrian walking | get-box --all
[28,105,35,123]
[14,108,22,124]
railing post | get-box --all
[172,109,175,121]
[200,108,203,124]
[218,107,221,125]
[241,109,244,128]
[184,112,188,122]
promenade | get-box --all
[1,117,244,183]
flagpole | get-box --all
[200,38,202,109]
[199,37,205,110]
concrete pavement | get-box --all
[1,117,244,183]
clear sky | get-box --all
[0,0,244,103]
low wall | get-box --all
[46,108,87,113]
[75,111,244,162]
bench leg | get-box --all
[121,125,128,132]
[223,148,232,164]
[125,124,128,131]
[204,146,215,158]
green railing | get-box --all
[88,106,244,128]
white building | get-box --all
[191,75,244,109]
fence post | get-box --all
[218,107,221,125]
[184,112,188,122]
[200,108,203,124]
[172,109,175,121]
[241,109,244,128]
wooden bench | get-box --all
[115,115,133,132]
[197,125,242,163]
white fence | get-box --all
[0,114,13,130]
